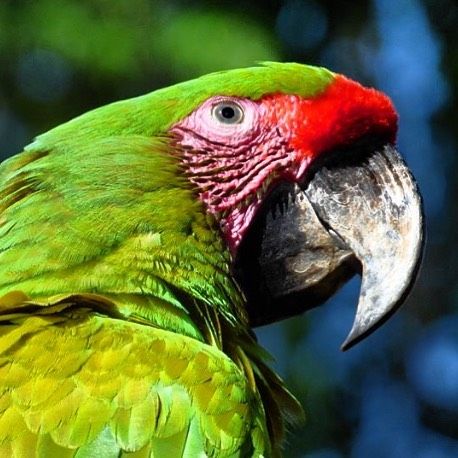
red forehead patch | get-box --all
[262,74,398,163]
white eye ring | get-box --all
[212,101,244,125]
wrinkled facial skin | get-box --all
[171,76,397,255]
[171,95,298,252]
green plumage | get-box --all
[0,63,333,456]
[0,136,241,332]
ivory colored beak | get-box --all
[304,144,424,350]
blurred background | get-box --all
[0,0,457,456]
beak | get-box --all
[239,143,424,351]
[304,144,424,350]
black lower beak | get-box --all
[236,143,424,350]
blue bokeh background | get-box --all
[1,1,457,455]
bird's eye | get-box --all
[212,101,244,124]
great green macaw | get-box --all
[0,63,423,457]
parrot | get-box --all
[0,62,424,457]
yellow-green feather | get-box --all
[0,295,270,457]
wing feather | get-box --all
[0,294,268,457]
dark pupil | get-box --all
[221,106,235,119]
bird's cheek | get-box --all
[294,153,314,180]
[277,138,314,182]
[260,97,322,175]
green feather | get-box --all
[0,135,242,329]
[28,62,333,154]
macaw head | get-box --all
[167,62,424,349]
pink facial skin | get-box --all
[171,96,303,256]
